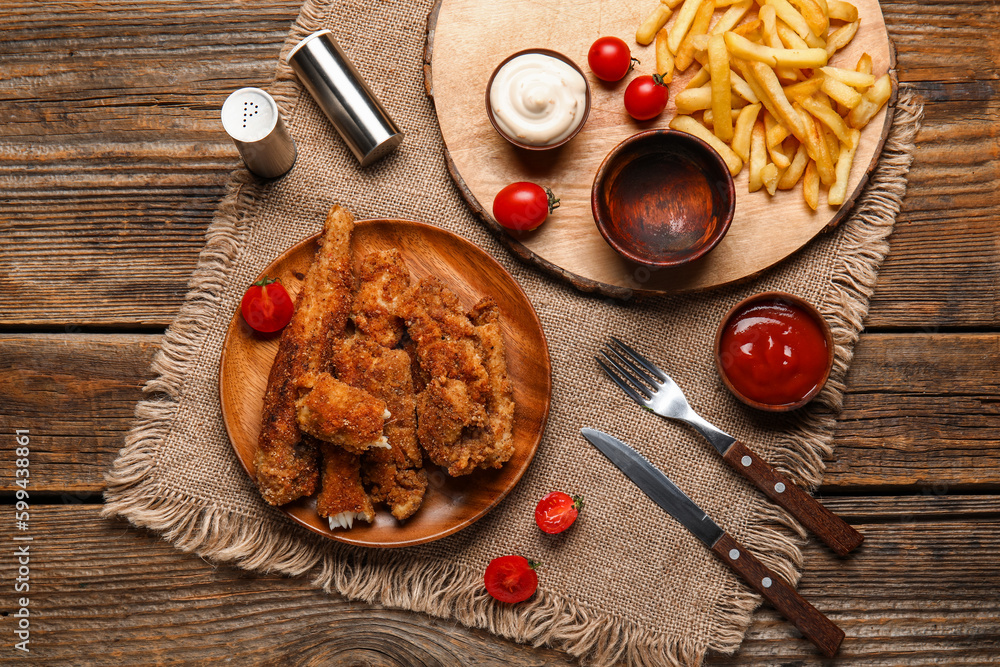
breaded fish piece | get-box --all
[252,335,318,506]
[316,442,375,530]
[253,205,355,506]
[400,276,476,347]
[352,249,410,349]
[334,335,427,520]
[295,372,389,454]
[401,278,514,476]
[468,297,515,468]
[416,377,490,476]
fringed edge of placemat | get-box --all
[103,0,923,655]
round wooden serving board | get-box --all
[220,219,552,548]
[426,0,897,297]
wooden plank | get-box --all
[1,332,997,494]
[1,500,996,664]
[0,5,996,326]
[826,332,1000,490]
[0,334,160,495]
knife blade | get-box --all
[580,427,845,658]
[581,427,724,547]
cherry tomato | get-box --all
[535,492,583,534]
[484,555,539,603]
[588,36,638,82]
[624,74,669,121]
[492,182,560,232]
[240,277,294,333]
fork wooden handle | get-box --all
[723,440,864,556]
[710,531,845,657]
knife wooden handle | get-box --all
[710,532,845,657]
[723,440,864,556]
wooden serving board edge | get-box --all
[424,0,899,300]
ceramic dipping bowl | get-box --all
[485,48,591,150]
[714,291,836,412]
[591,129,736,267]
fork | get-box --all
[598,337,864,557]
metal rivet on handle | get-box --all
[762,577,772,588]
[741,455,752,467]
[775,482,786,493]
[729,548,740,560]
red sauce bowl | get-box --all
[714,292,834,412]
[592,129,735,268]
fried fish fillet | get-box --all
[316,442,375,529]
[400,277,515,476]
[468,297,514,467]
[295,372,389,454]
[335,329,428,520]
[253,205,355,506]
[352,249,410,349]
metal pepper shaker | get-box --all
[221,87,297,178]
[287,29,404,167]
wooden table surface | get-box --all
[1,1,998,664]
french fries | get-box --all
[748,119,767,192]
[656,28,675,81]
[778,141,810,189]
[848,73,892,127]
[637,3,673,45]
[635,0,891,208]
[730,103,761,161]
[803,160,820,210]
[669,115,744,175]
[675,0,716,71]
[711,0,753,35]
[828,128,861,205]
[675,85,713,112]
[708,34,734,141]
[668,0,705,53]
[761,162,781,195]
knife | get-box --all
[581,427,845,658]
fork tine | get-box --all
[610,337,669,382]
[600,349,657,396]
[604,345,661,389]
[597,358,651,404]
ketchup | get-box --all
[718,298,830,407]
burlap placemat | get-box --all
[104,1,922,664]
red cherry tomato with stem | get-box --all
[624,74,670,121]
[492,182,560,232]
[240,277,294,333]
[535,492,583,534]
[484,555,539,603]
[588,36,639,82]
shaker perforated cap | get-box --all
[221,87,297,178]
[287,30,403,167]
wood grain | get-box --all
[4,500,996,664]
[428,0,894,296]
[0,2,996,327]
[710,531,845,657]
[3,333,997,496]
[722,440,864,556]
[220,220,552,547]
[1,0,999,664]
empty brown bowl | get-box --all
[591,129,735,267]
[714,291,835,412]
[485,48,591,150]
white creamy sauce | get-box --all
[490,53,587,146]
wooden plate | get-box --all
[219,219,552,548]
[426,0,897,297]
